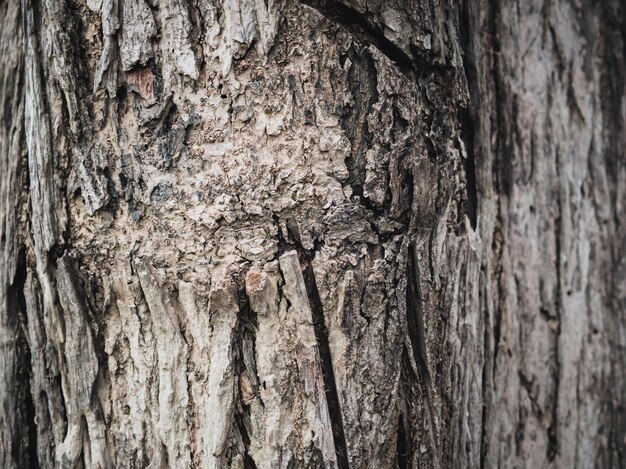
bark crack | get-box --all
[482,0,505,462]
[11,247,39,467]
[396,412,409,469]
[548,146,563,462]
[396,356,415,469]
[274,220,350,468]
[301,0,418,80]
[406,242,439,465]
[459,107,478,230]
[458,0,478,231]
[301,254,350,469]
[235,288,260,469]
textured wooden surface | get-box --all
[0,0,624,467]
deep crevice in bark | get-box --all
[342,45,378,201]
[482,0,507,463]
[395,403,410,469]
[398,344,423,468]
[458,0,478,231]
[232,399,257,469]
[460,107,478,230]
[398,348,418,468]
[235,288,259,469]
[301,0,417,79]
[406,243,438,462]
[600,4,626,465]
[10,247,39,468]
[272,220,349,467]
[487,0,504,384]
[301,257,350,469]
[547,148,563,462]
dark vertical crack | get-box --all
[596,2,626,465]
[396,407,410,469]
[234,289,259,469]
[458,0,479,231]
[547,147,563,462]
[301,257,350,469]
[406,243,438,463]
[397,347,419,467]
[273,218,349,466]
[232,405,257,469]
[460,108,478,230]
[481,0,505,463]
[9,248,39,468]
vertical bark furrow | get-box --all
[279,250,337,467]
[459,108,478,230]
[547,147,563,463]
[55,256,109,467]
[600,3,626,465]
[23,271,66,468]
[0,1,31,465]
[395,412,409,469]
[234,287,260,469]
[8,250,37,468]
[301,255,350,469]
[405,242,438,462]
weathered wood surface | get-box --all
[0,0,624,467]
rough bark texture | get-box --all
[0,0,624,467]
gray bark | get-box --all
[0,0,624,467]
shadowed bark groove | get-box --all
[405,242,438,462]
[9,249,38,468]
[301,256,350,469]
[301,0,419,80]
[234,288,259,469]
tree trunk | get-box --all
[0,0,624,467]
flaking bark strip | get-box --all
[406,243,439,463]
[204,278,239,466]
[134,259,192,467]
[246,263,329,466]
[23,0,65,258]
[23,271,65,468]
[55,255,109,467]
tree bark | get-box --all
[0,0,624,467]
